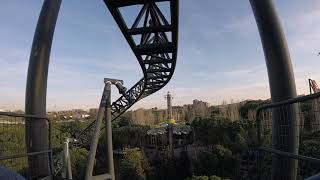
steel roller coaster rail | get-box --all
[75,0,179,146]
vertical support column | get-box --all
[85,83,109,180]
[25,0,61,178]
[249,0,298,179]
[105,82,115,180]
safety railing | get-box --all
[255,93,320,179]
[0,112,52,179]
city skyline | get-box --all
[1,97,213,112]
[1,0,320,111]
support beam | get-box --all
[135,43,173,55]
[109,0,168,8]
[85,82,112,180]
[105,82,115,180]
[85,78,125,180]
[25,0,61,178]
[249,0,298,179]
[128,25,172,35]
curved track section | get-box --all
[76,0,179,146]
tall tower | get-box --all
[165,92,173,120]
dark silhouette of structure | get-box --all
[3,0,320,179]
[250,0,298,179]
[25,0,61,178]
[309,79,320,94]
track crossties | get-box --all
[76,0,179,146]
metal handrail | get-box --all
[0,112,53,176]
[0,111,49,120]
[255,92,320,170]
[259,147,320,164]
[0,150,52,161]
[256,92,320,114]
[0,111,52,149]
[255,92,320,146]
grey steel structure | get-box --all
[18,0,302,178]
[0,112,53,179]
[255,92,320,179]
[85,79,126,180]
[25,0,61,178]
[76,0,179,146]
[250,0,298,179]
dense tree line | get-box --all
[1,99,320,179]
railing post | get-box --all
[249,0,298,179]
[62,138,73,179]
[25,0,61,178]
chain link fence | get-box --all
[0,112,52,179]
[252,93,320,179]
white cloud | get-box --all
[222,15,256,35]
[3,1,320,112]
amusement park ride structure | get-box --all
[75,0,179,147]
[309,79,320,94]
[65,0,180,179]
[2,0,320,179]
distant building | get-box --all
[89,108,98,116]
[192,99,210,118]
[165,92,173,120]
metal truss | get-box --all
[75,0,179,146]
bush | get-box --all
[185,175,209,180]
[70,148,89,180]
[119,148,151,180]
[185,175,228,180]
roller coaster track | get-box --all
[75,0,179,146]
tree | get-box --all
[185,175,228,180]
[239,100,265,120]
[185,176,209,180]
[299,131,320,177]
[119,148,151,180]
[114,114,132,127]
[70,148,89,180]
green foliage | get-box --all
[209,175,223,180]
[113,114,132,128]
[191,117,257,152]
[151,150,192,180]
[185,175,209,180]
[119,148,151,180]
[70,148,89,180]
[299,131,320,177]
[193,145,237,179]
[112,124,150,149]
[185,175,229,180]
[239,100,265,120]
[210,106,220,118]
[190,117,259,178]
[0,124,27,174]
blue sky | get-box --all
[1,0,320,111]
